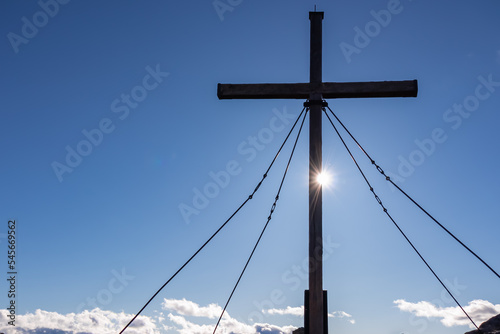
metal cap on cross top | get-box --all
[217,11,418,334]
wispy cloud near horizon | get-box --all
[263,306,355,324]
[394,299,500,328]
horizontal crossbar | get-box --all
[217,80,418,100]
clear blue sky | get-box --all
[1,0,499,333]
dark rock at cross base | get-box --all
[465,313,500,334]
[292,328,305,334]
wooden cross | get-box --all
[217,12,417,334]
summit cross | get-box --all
[217,11,418,334]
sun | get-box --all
[316,171,332,186]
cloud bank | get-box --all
[0,298,358,333]
[0,299,300,334]
[162,298,297,334]
[394,299,500,328]
[0,308,158,334]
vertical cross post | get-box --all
[308,11,325,334]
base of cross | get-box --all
[304,290,328,334]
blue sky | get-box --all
[1,0,499,333]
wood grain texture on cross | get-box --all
[218,80,417,100]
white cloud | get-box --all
[167,312,295,334]
[0,308,159,334]
[162,298,223,319]
[263,306,355,324]
[162,298,298,334]
[264,306,304,316]
[329,311,356,324]
[167,313,219,334]
[394,299,500,328]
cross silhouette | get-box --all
[218,11,418,334]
